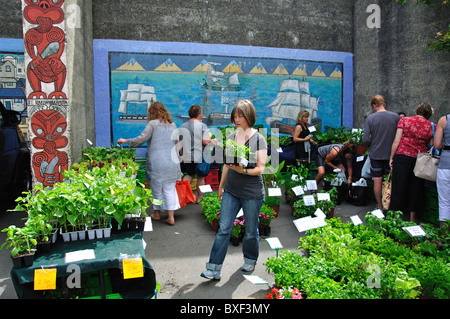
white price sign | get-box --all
[303,195,316,206]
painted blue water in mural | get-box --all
[110,52,343,147]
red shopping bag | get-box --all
[176,180,196,208]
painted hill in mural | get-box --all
[292,64,308,76]
[273,63,289,75]
[311,65,326,77]
[193,60,213,72]
[249,62,267,74]
[222,60,243,73]
[329,67,342,78]
[116,58,145,71]
[155,58,182,71]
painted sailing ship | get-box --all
[118,83,156,122]
[201,62,243,92]
[265,79,321,134]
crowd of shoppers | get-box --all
[117,95,448,280]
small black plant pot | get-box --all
[36,241,52,255]
[11,256,22,268]
[120,219,129,232]
[137,219,146,232]
[128,219,137,231]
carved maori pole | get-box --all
[22,0,70,187]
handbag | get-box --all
[381,171,392,211]
[195,160,210,177]
[195,151,212,176]
[176,180,196,208]
[348,179,369,206]
[413,148,440,182]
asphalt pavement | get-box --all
[0,186,377,300]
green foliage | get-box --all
[1,225,37,257]
[266,217,450,299]
[259,204,276,226]
[199,192,222,225]
[396,0,450,52]
[292,188,338,218]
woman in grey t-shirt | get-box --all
[201,100,267,280]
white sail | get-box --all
[227,73,240,86]
[267,79,320,125]
[119,84,157,114]
[279,79,310,94]
[126,91,140,102]
[118,103,127,113]
[127,84,143,92]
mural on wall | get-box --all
[0,52,29,140]
[22,0,69,187]
[110,52,343,148]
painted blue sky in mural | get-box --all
[109,51,343,147]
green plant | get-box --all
[259,204,276,226]
[292,198,316,218]
[222,139,252,159]
[1,225,37,257]
[199,192,222,225]
[263,196,281,208]
[265,218,441,299]
[231,218,245,238]
[26,214,54,243]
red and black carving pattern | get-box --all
[24,0,66,99]
[31,110,69,186]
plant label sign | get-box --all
[303,195,315,206]
[291,185,304,196]
[243,275,269,286]
[265,237,283,250]
[123,258,144,279]
[350,215,363,225]
[403,225,426,237]
[371,209,385,219]
[34,268,57,290]
[65,249,96,263]
[314,208,327,219]
[293,216,326,233]
[268,187,282,197]
[306,180,318,191]
[198,184,213,193]
[317,193,331,201]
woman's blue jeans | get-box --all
[206,191,263,272]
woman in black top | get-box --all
[293,110,316,165]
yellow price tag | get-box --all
[123,258,144,279]
[34,268,57,290]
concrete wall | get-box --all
[92,0,355,52]
[354,0,450,128]
[2,0,448,132]
[65,0,95,163]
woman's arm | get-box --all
[324,147,340,169]
[346,156,353,184]
[390,128,403,167]
[292,125,310,143]
[434,116,446,150]
[118,122,154,147]
[218,165,229,200]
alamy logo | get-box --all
[366,4,381,29]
